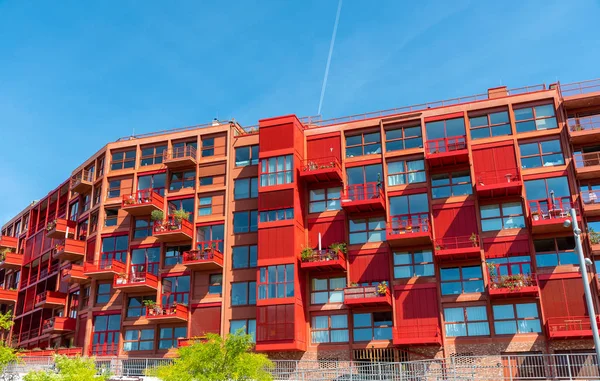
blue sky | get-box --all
[0,0,599,226]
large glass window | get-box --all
[231,282,257,306]
[133,217,152,239]
[389,193,429,217]
[100,235,128,264]
[230,319,256,342]
[349,217,385,244]
[232,245,257,269]
[91,314,121,356]
[519,140,564,169]
[493,303,541,334]
[440,266,484,295]
[96,283,112,304]
[346,164,383,185]
[469,111,511,140]
[260,155,293,186]
[309,187,341,213]
[385,125,423,152]
[534,237,577,267]
[159,327,187,349]
[169,171,195,191]
[393,250,434,278]
[346,132,382,157]
[425,118,466,140]
[514,104,558,133]
[235,145,259,167]
[131,247,160,275]
[258,264,294,299]
[486,256,532,277]
[387,159,426,186]
[480,202,526,231]
[123,328,154,351]
[107,180,121,198]
[311,315,349,343]
[111,150,136,171]
[166,198,194,221]
[233,210,258,233]
[444,306,490,337]
[196,224,224,245]
[311,277,345,304]
[234,178,258,200]
[137,173,166,196]
[353,312,393,341]
[127,296,155,318]
[165,245,190,266]
[140,145,166,166]
[431,171,472,198]
[209,274,223,294]
[198,197,212,216]
[162,276,190,305]
[259,208,294,223]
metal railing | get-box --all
[122,189,164,208]
[342,182,383,203]
[568,116,600,132]
[301,248,345,263]
[426,136,467,154]
[153,215,193,237]
[164,145,197,161]
[435,235,480,250]
[574,152,600,168]
[301,157,341,172]
[70,170,94,189]
[387,213,430,236]
[529,197,577,221]
[476,169,520,186]
[562,79,600,97]
[581,190,600,205]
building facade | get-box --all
[1,79,600,361]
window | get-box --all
[393,250,434,278]
[514,104,558,133]
[169,171,195,191]
[81,194,91,213]
[234,178,258,200]
[209,274,223,294]
[425,118,466,141]
[231,282,257,306]
[233,210,258,233]
[349,217,385,244]
[311,315,349,343]
[107,180,121,198]
[440,266,484,295]
[82,285,90,308]
[431,171,472,198]
[196,224,224,250]
[199,176,213,186]
[202,137,215,157]
[519,140,564,169]
[346,132,381,157]
[111,150,136,170]
[198,197,212,216]
[159,327,187,349]
[480,202,526,231]
[469,111,511,140]
[124,328,154,351]
[69,202,79,221]
[534,237,577,267]
[140,145,166,166]
[258,264,294,299]
[127,296,155,318]
[162,276,190,305]
[97,157,105,178]
[165,245,190,266]
[444,306,490,337]
[487,256,532,277]
[353,312,393,341]
[259,208,294,223]
[385,125,423,152]
[493,303,541,334]
[387,160,426,186]
[389,193,429,220]
[260,155,293,186]
[235,145,259,166]
[230,319,256,342]
[347,164,383,185]
[100,235,128,264]
[167,198,195,221]
[232,245,258,269]
[131,247,160,275]
[133,217,152,239]
[96,283,112,304]
[525,176,570,201]
[92,314,120,356]
[93,187,102,206]
[311,277,345,304]
[137,173,166,196]
[309,187,341,213]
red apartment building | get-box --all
[1,79,600,362]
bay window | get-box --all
[258,264,294,299]
[260,155,293,186]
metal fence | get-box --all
[7,353,600,380]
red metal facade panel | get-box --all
[483,236,530,258]
[190,306,221,337]
[540,278,587,318]
[259,124,294,153]
[256,304,295,341]
[307,218,346,248]
[306,136,341,162]
[432,203,477,237]
[348,253,390,283]
[394,287,439,322]
[86,238,96,263]
[472,144,518,176]
[76,317,87,347]
[258,226,295,260]
[258,189,294,210]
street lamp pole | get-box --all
[569,208,600,365]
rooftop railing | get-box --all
[561,79,600,97]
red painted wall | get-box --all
[190,306,221,336]
[307,217,346,248]
[432,202,478,238]
[540,278,587,318]
[306,135,341,161]
[259,189,294,210]
[483,235,530,258]
[394,286,439,326]
[349,251,390,283]
[472,143,518,180]
[258,226,295,260]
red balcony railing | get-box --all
[146,303,188,320]
[114,269,158,288]
[84,258,126,278]
[70,170,94,192]
[54,238,86,261]
[301,248,345,263]
[529,197,576,221]
[387,214,430,235]
[122,189,164,209]
[61,264,87,282]
[153,216,194,239]
[0,251,23,270]
[0,235,17,250]
[435,235,480,251]
[302,157,341,172]
[476,169,520,186]
[164,145,197,162]
[488,263,538,295]
[425,136,466,154]
[561,79,600,97]
[568,116,600,132]
[43,316,76,332]
[343,283,391,307]
[35,290,67,306]
[393,323,441,345]
[574,152,600,169]
[90,343,119,357]
[547,316,600,338]
[182,242,224,269]
[581,190,600,205]
[342,182,383,202]
[46,218,76,239]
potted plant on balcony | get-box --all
[124,194,136,205]
[590,228,600,245]
[469,233,479,247]
[329,242,347,255]
[301,246,314,262]
[46,220,57,232]
[151,210,164,222]
[486,262,497,278]
[116,272,127,285]
[377,281,388,296]
[172,208,189,227]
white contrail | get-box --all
[317,0,343,116]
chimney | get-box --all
[488,86,508,99]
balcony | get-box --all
[299,157,343,182]
[528,197,577,234]
[182,242,224,271]
[300,248,347,272]
[35,291,68,308]
[153,216,194,242]
[0,251,23,270]
[488,272,539,299]
[61,264,89,284]
[146,303,189,323]
[0,288,18,304]
[42,317,76,334]
[121,189,164,216]
[163,145,197,169]
[434,235,481,261]
[581,190,600,216]
[113,269,159,293]
[341,183,385,213]
[0,236,17,251]
[386,214,432,247]
[83,259,126,279]
[54,239,85,262]
[46,218,76,240]
[425,136,468,167]
[393,323,442,346]
[70,170,94,194]
[574,152,600,180]
[475,169,522,198]
[561,79,600,110]
[343,283,392,308]
[547,315,600,339]
[568,116,600,145]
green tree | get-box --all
[23,355,110,381]
[0,311,17,372]
[153,331,273,381]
